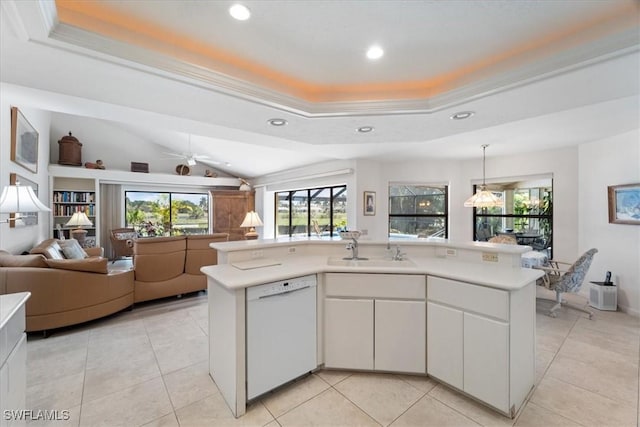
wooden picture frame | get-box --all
[608,183,640,225]
[10,107,39,173]
[9,173,39,228]
[364,191,376,216]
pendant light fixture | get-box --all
[464,144,503,208]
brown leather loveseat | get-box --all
[0,239,134,333]
[133,233,228,302]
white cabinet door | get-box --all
[375,300,425,373]
[1,334,26,427]
[427,302,463,389]
[324,298,374,370]
[464,312,509,413]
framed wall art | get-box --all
[364,191,376,216]
[608,183,640,225]
[10,106,39,173]
[9,173,39,228]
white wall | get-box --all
[376,148,578,262]
[50,113,225,177]
[578,130,640,316]
[0,87,51,253]
[257,147,580,261]
[352,160,384,240]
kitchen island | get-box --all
[202,238,542,418]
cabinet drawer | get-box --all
[427,276,508,321]
[325,273,425,299]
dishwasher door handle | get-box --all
[258,285,311,299]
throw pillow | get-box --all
[59,239,88,259]
[0,253,48,268]
[45,257,108,274]
[30,239,65,259]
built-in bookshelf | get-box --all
[47,164,243,249]
[51,177,98,246]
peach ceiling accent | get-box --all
[55,0,637,103]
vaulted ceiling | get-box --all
[1,0,639,177]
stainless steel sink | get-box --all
[327,257,416,268]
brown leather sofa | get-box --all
[0,239,134,333]
[133,233,228,302]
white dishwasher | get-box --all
[246,274,317,400]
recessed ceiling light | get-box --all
[229,4,251,21]
[366,45,384,60]
[357,126,374,133]
[450,111,475,120]
[267,118,288,126]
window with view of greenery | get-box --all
[275,186,347,238]
[125,191,209,236]
[472,180,553,257]
[389,184,448,239]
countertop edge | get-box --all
[201,257,543,292]
[0,292,31,330]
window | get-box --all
[275,186,347,238]
[125,191,209,236]
[389,184,448,239]
[472,180,553,256]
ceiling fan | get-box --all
[162,134,217,166]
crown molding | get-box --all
[11,1,640,119]
[0,0,31,42]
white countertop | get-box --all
[201,255,543,291]
[210,237,532,255]
[0,292,30,331]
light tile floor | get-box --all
[25,286,639,427]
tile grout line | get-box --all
[384,374,439,426]
[528,311,633,425]
[265,373,334,423]
[511,311,583,426]
[75,331,90,427]
[327,383,384,427]
[140,311,179,426]
[424,385,486,427]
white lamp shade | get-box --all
[464,145,503,208]
[240,211,263,228]
[65,211,93,227]
[0,185,51,213]
[463,187,504,208]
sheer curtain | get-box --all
[100,183,122,259]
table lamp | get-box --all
[0,184,51,224]
[65,211,93,246]
[240,211,263,240]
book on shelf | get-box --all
[53,191,95,204]
[54,204,95,217]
